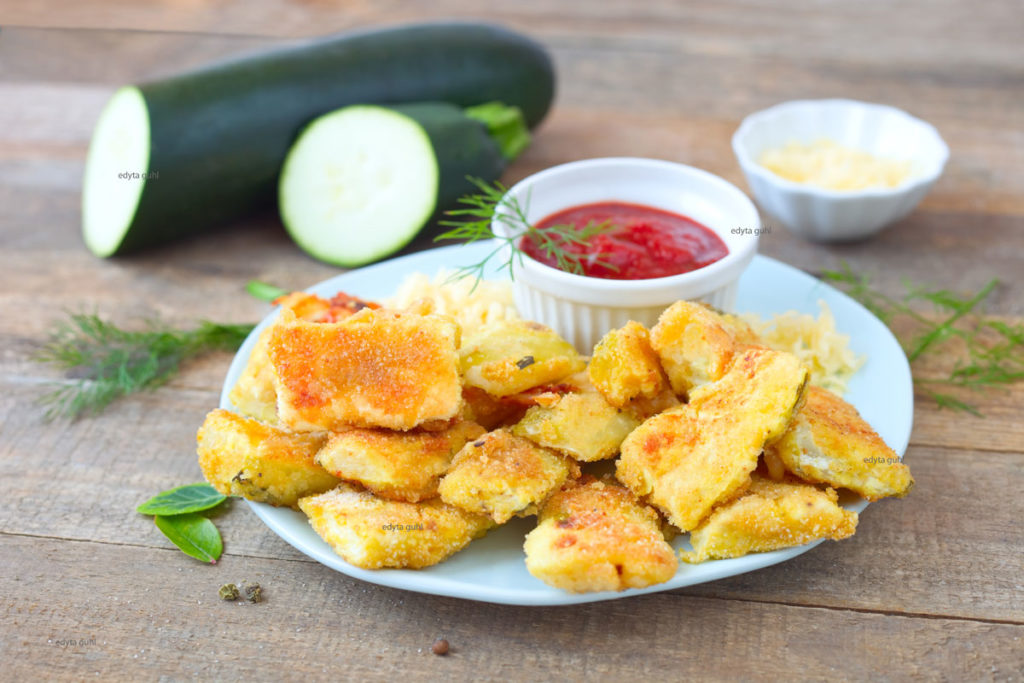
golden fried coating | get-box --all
[498,372,590,410]
[617,347,808,531]
[767,386,913,501]
[762,447,788,482]
[628,387,683,420]
[588,321,668,407]
[438,429,580,523]
[512,392,640,462]
[649,301,759,396]
[298,483,493,569]
[524,477,678,593]
[228,292,378,423]
[719,312,761,345]
[228,326,281,424]
[269,308,462,432]
[459,320,585,397]
[681,476,858,563]
[314,421,486,502]
[686,346,809,443]
[197,409,337,508]
[460,387,528,431]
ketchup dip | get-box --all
[521,201,729,280]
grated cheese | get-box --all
[743,300,864,395]
[386,271,519,335]
[759,139,912,191]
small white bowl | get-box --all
[491,157,760,351]
[732,99,949,242]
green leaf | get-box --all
[246,280,289,303]
[137,483,226,516]
[154,513,223,564]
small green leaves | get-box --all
[136,483,226,515]
[246,280,289,303]
[154,513,223,564]
[139,483,229,564]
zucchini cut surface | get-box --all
[82,86,151,257]
[279,106,440,267]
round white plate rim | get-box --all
[219,243,913,606]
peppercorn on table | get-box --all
[1,2,1023,680]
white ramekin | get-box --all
[732,99,949,242]
[491,157,761,351]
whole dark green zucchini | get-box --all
[81,22,555,257]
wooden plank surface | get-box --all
[0,3,1022,680]
[4,535,1023,682]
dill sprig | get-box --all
[435,177,618,285]
[34,281,293,419]
[823,263,1023,416]
[35,313,255,420]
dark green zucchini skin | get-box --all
[109,22,555,255]
[390,102,508,216]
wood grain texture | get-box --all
[1,3,1022,679]
[3,536,1022,682]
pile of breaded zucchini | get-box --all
[198,290,912,593]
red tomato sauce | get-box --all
[521,202,729,280]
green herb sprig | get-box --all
[35,280,289,420]
[435,177,618,285]
[823,263,1023,416]
[35,315,254,420]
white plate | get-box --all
[219,243,913,606]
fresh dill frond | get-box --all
[823,263,1022,416]
[435,177,619,286]
[35,313,255,420]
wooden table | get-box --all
[2,3,1022,680]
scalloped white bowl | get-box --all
[491,157,761,351]
[732,99,949,242]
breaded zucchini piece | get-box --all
[228,325,280,424]
[228,291,377,423]
[649,301,756,395]
[197,409,337,507]
[524,477,678,592]
[762,447,788,482]
[628,387,683,420]
[686,346,809,443]
[299,483,493,569]
[315,421,486,502]
[617,347,808,531]
[681,476,858,563]
[512,392,640,462]
[438,429,580,523]
[460,320,585,397]
[767,386,913,501]
[460,387,528,431]
[269,308,462,431]
[588,321,668,407]
[720,312,761,345]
